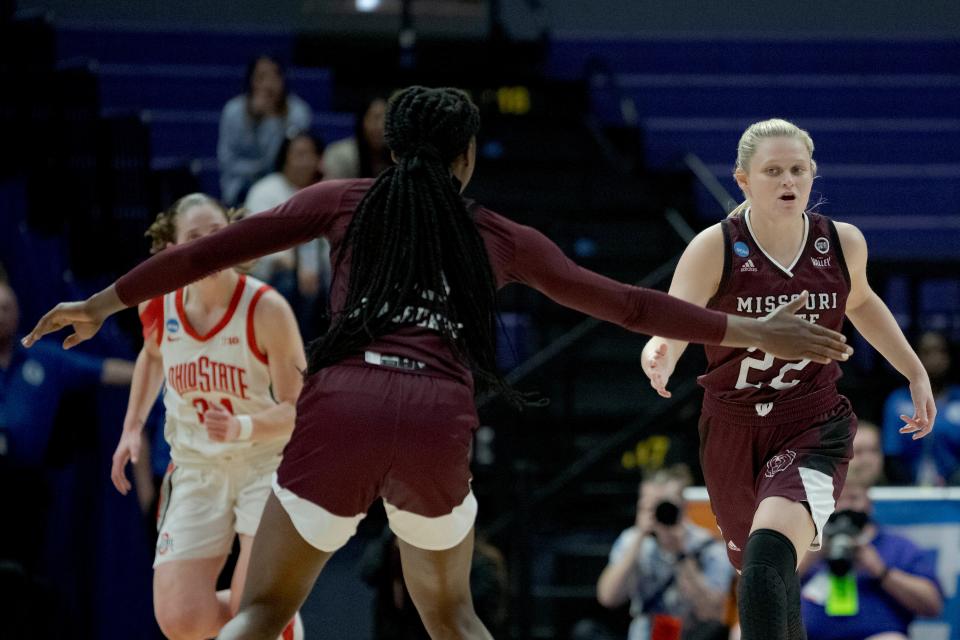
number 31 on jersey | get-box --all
[192,397,235,422]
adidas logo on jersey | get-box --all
[740,259,758,273]
[811,256,831,268]
[727,539,741,552]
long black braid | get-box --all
[306,86,519,403]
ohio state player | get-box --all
[641,119,935,640]
[111,193,305,640]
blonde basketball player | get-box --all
[110,194,306,640]
[640,119,934,640]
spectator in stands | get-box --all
[244,131,330,329]
[218,55,313,205]
[0,276,133,573]
[799,482,943,640]
[0,278,134,468]
[882,331,960,485]
[360,528,508,639]
[596,465,734,640]
[322,95,392,179]
[848,421,886,487]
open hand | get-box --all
[22,287,123,350]
[642,342,675,398]
[111,429,142,495]
[22,299,106,350]
[756,292,852,363]
[900,376,936,440]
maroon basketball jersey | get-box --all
[699,210,850,408]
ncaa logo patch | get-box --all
[764,450,797,478]
[814,236,830,254]
[734,241,751,258]
[166,318,180,333]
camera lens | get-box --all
[654,501,680,526]
[825,511,864,576]
[827,532,855,575]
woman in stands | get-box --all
[110,193,305,640]
[25,88,851,639]
[245,131,330,335]
[322,95,392,180]
[640,119,935,640]
[218,55,313,206]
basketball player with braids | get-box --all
[112,194,306,640]
[640,119,935,640]
[24,89,851,639]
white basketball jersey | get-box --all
[157,274,283,463]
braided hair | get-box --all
[306,86,517,402]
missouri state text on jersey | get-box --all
[700,211,851,408]
[735,292,841,323]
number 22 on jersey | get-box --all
[735,348,811,390]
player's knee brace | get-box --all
[738,528,798,640]
[785,556,807,640]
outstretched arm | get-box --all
[506,223,851,363]
[839,222,934,439]
[22,180,354,350]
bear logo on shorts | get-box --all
[764,450,797,478]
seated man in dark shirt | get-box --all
[1,278,133,566]
[799,482,943,640]
[0,279,133,467]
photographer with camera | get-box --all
[799,482,942,640]
[597,465,734,640]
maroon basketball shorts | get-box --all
[698,393,856,570]
[274,361,479,552]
